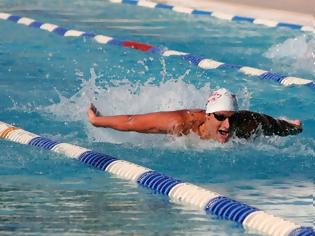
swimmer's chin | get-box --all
[215,131,231,143]
[167,133,232,151]
[216,138,229,144]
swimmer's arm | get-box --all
[232,111,302,138]
[87,104,186,134]
[259,113,303,136]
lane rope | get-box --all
[0,12,314,90]
[0,120,314,236]
[109,0,315,34]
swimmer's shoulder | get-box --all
[180,109,206,124]
[174,109,205,135]
[232,110,265,121]
[182,109,205,117]
[169,109,205,126]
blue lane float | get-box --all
[205,196,258,224]
[109,0,315,34]
[0,121,314,236]
[78,151,118,171]
[0,12,314,91]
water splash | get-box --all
[264,35,315,74]
[238,87,252,110]
[42,67,213,146]
[39,68,314,157]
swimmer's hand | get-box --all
[291,120,301,127]
[87,103,100,126]
[287,119,302,127]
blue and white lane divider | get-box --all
[109,0,315,34]
[0,12,314,90]
[0,121,314,236]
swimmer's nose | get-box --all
[222,118,230,129]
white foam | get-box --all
[39,68,313,154]
[264,35,315,74]
[41,67,216,148]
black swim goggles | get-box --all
[212,113,231,121]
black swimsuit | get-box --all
[230,110,302,139]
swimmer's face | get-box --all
[206,111,235,143]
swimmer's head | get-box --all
[205,88,238,143]
[206,88,238,114]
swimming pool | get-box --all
[0,0,314,235]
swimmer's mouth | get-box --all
[218,129,229,136]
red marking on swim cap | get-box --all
[122,41,153,52]
[208,92,222,102]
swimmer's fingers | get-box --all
[89,103,101,116]
[88,104,95,116]
[282,117,302,127]
[89,103,95,112]
[286,119,302,127]
[292,119,302,127]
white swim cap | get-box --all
[206,88,238,113]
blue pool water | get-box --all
[0,0,314,235]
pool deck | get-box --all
[155,0,315,27]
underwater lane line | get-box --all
[0,121,314,236]
[0,12,314,90]
[109,0,315,34]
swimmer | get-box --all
[87,88,302,143]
